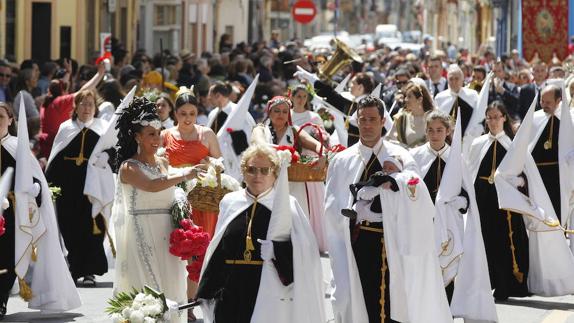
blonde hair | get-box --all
[241,144,280,178]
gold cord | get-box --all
[506,211,524,283]
[543,116,554,150]
[487,140,497,184]
[380,235,387,323]
[244,200,258,261]
[64,128,89,166]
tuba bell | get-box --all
[319,38,363,80]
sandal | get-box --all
[82,275,96,287]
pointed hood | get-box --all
[556,79,574,231]
[266,150,292,241]
[0,167,13,216]
[437,107,463,201]
[467,72,493,131]
[217,74,259,138]
[14,95,47,277]
[335,73,352,93]
[371,83,393,134]
[84,86,137,220]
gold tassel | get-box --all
[506,211,524,283]
[31,244,38,262]
[18,277,33,301]
[92,217,102,235]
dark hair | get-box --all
[0,102,17,136]
[156,93,176,123]
[98,79,124,108]
[41,61,58,77]
[210,81,232,97]
[44,79,69,106]
[541,84,561,101]
[486,101,514,139]
[175,91,199,111]
[357,95,386,118]
[114,97,159,172]
[20,59,37,71]
[72,89,99,120]
[353,73,374,94]
[403,82,434,112]
[290,85,311,110]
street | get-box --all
[4,258,574,323]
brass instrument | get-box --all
[467,79,483,93]
[319,38,363,80]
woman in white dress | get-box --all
[265,96,327,252]
[289,85,328,251]
[111,97,203,322]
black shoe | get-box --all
[0,301,6,320]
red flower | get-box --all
[330,144,346,153]
[179,218,193,230]
[0,216,5,236]
[169,225,211,261]
[407,177,420,186]
[186,255,205,282]
[276,145,299,163]
[226,128,234,133]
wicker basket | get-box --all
[287,122,328,182]
[188,167,231,213]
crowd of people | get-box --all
[0,33,573,323]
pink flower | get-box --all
[407,177,420,186]
[0,216,5,236]
[226,128,234,133]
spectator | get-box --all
[0,60,13,103]
[38,61,59,95]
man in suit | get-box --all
[425,56,447,98]
[518,61,548,121]
[489,61,519,118]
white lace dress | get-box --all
[112,159,187,322]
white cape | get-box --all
[324,139,451,323]
[198,188,325,323]
[5,135,81,311]
[494,101,574,296]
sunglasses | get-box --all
[244,166,273,176]
[0,73,10,78]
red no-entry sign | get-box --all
[292,0,317,24]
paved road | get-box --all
[4,258,574,322]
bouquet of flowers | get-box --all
[327,144,346,162]
[106,286,170,323]
[49,185,62,203]
[317,107,335,131]
[168,188,210,282]
[182,162,241,213]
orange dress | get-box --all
[163,128,218,237]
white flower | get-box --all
[131,301,142,310]
[155,147,166,157]
[134,293,146,302]
[221,174,240,191]
[2,198,8,210]
[277,150,292,166]
[323,119,333,129]
[210,157,225,170]
[174,187,187,203]
[121,307,132,318]
[143,317,156,323]
[111,313,124,323]
[129,309,145,323]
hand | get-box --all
[257,239,275,261]
[293,66,319,85]
[93,152,109,169]
[446,196,468,212]
[2,198,9,210]
[30,182,41,198]
[312,156,327,170]
[357,186,379,201]
[97,60,106,75]
[506,175,525,188]
[353,200,382,223]
[63,58,72,74]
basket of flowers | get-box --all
[282,122,328,182]
[183,162,241,213]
